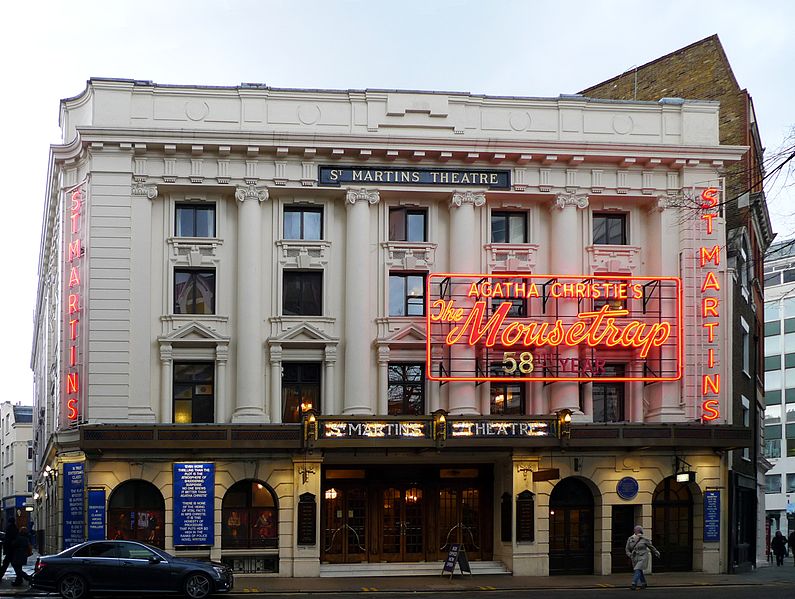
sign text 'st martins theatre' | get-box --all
[426,273,683,383]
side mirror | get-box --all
[148,556,162,564]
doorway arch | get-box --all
[108,480,165,548]
[549,477,595,575]
[652,476,693,571]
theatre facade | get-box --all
[31,79,751,576]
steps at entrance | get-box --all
[320,560,511,577]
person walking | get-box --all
[626,525,661,590]
[9,527,32,586]
[0,517,18,582]
[771,530,788,566]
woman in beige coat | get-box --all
[626,525,661,590]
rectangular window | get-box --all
[592,364,626,422]
[27,475,32,493]
[174,269,216,314]
[27,441,33,461]
[176,203,215,237]
[765,474,781,494]
[766,355,782,371]
[283,271,322,316]
[741,396,750,459]
[765,302,780,322]
[764,272,781,287]
[763,438,781,459]
[765,405,782,425]
[173,362,215,424]
[284,206,323,240]
[492,276,530,317]
[491,212,527,243]
[788,474,795,493]
[593,213,627,245]
[489,377,525,415]
[741,318,750,374]
[389,273,426,316]
[389,208,427,242]
[387,364,425,415]
[282,363,321,423]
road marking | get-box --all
[479,586,496,590]
[597,583,614,588]
[362,587,378,592]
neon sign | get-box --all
[426,273,683,382]
[63,181,87,425]
[698,187,721,421]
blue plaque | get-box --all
[173,463,214,546]
[87,489,106,541]
[704,490,720,542]
[63,463,85,549]
[616,477,639,501]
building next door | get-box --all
[381,486,425,561]
[549,477,595,575]
[652,477,693,571]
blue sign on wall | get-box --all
[616,477,640,501]
[173,463,214,546]
[87,489,106,541]
[704,490,720,542]
[63,463,85,549]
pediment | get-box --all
[273,322,337,344]
[382,323,427,346]
[159,321,229,344]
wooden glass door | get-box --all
[652,477,693,571]
[322,486,368,563]
[549,477,594,575]
[381,486,425,561]
[438,486,482,560]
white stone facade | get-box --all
[31,79,748,576]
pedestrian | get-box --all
[0,517,18,581]
[9,527,32,586]
[789,530,795,567]
[626,525,661,590]
[771,530,788,566]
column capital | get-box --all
[346,188,380,205]
[377,345,390,364]
[450,190,486,208]
[215,344,229,362]
[553,193,589,210]
[324,345,338,363]
[132,181,158,200]
[235,183,269,204]
[269,343,283,364]
[159,342,173,362]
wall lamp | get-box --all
[556,409,573,440]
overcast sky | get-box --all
[1,0,793,406]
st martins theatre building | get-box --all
[31,78,751,577]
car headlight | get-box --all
[212,566,227,577]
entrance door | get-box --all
[611,505,635,573]
[381,486,425,561]
[549,477,594,575]
[652,477,692,571]
[322,486,368,563]
[438,485,483,560]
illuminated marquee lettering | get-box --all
[63,183,87,424]
[697,187,722,422]
[427,274,682,382]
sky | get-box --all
[1,0,793,406]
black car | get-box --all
[31,540,233,599]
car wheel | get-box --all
[58,573,88,599]
[184,572,212,599]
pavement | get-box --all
[0,556,793,596]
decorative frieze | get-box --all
[485,243,539,273]
[553,193,589,210]
[586,244,642,273]
[235,184,269,204]
[276,240,330,269]
[382,242,437,269]
[131,182,158,199]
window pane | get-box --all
[766,390,782,405]
[765,272,781,287]
[174,270,215,314]
[173,362,214,424]
[787,404,795,423]
[389,275,406,316]
[765,405,782,425]
[282,363,321,422]
[765,335,780,355]
[389,208,406,241]
[765,302,780,322]
[406,212,426,242]
[283,272,322,315]
[787,474,795,493]
[766,355,782,371]
[406,275,425,316]
[284,211,301,239]
[763,439,781,459]
[785,319,795,334]
[787,333,795,353]
[765,475,781,493]
[508,214,526,243]
[196,207,215,237]
[787,388,795,403]
[766,370,782,391]
[304,211,322,240]
[785,269,795,284]
[784,298,795,319]
[491,214,507,243]
[176,207,194,237]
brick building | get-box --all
[582,34,775,571]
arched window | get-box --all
[222,480,278,549]
[108,480,165,548]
